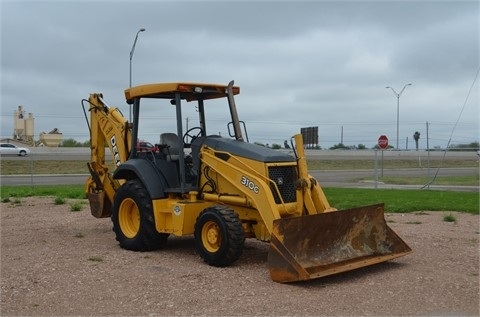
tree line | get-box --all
[60,138,479,151]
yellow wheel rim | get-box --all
[202,220,221,253]
[118,198,140,239]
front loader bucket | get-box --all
[268,204,411,283]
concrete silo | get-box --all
[13,106,35,145]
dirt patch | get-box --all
[1,197,479,316]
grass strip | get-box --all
[1,158,478,175]
[1,185,86,200]
[1,185,478,214]
[324,187,479,214]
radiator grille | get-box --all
[268,166,297,204]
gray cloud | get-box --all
[1,0,478,148]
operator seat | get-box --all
[160,133,181,161]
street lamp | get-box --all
[129,28,146,121]
[386,83,412,150]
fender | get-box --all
[113,159,172,199]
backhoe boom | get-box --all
[83,93,131,218]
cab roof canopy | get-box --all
[125,82,240,104]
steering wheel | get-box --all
[183,127,204,146]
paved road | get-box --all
[1,148,478,191]
[311,168,479,192]
[2,167,478,192]
[1,147,478,161]
[1,174,88,186]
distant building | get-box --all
[12,105,63,147]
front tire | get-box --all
[112,179,169,251]
[194,205,245,267]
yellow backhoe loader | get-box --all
[82,80,411,283]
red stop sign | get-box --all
[378,135,389,150]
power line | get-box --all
[422,67,480,189]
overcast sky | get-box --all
[1,0,478,149]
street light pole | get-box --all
[129,28,146,121]
[386,83,412,150]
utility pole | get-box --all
[386,83,412,150]
[426,121,430,189]
[129,28,146,121]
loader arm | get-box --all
[83,93,132,218]
[293,133,337,215]
[199,147,283,235]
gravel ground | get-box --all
[1,197,479,316]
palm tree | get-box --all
[413,131,421,151]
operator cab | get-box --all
[124,81,245,194]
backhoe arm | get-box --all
[85,93,132,218]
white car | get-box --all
[0,143,31,156]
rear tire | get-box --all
[194,205,245,267]
[112,179,169,251]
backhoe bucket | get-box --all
[268,204,411,283]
